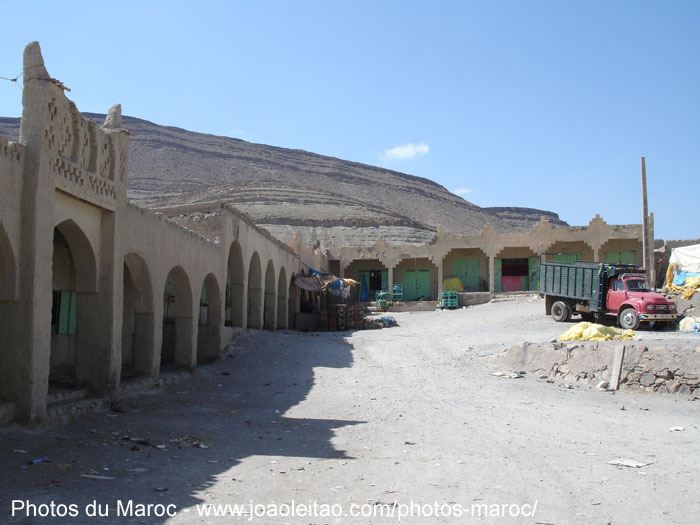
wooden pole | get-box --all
[648,212,656,288]
[641,157,649,280]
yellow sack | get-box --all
[665,265,700,298]
[559,322,634,341]
[442,277,464,292]
[681,276,700,299]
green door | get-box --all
[552,253,580,263]
[452,258,480,290]
[403,270,431,301]
[381,270,388,291]
[528,257,540,291]
[494,259,502,292]
[606,251,636,265]
[403,272,416,301]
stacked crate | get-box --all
[321,304,366,331]
[325,304,344,331]
[375,290,389,309]
[440,290,458,309]
[347,304,365,330]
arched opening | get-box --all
[276,267,288,329]
[599,238,643,266]
[345,259,388,302]
[494,247,539,292]
[247,252,263,329]
[263,260,277,330]
[543,241,595,263]
[122,253,154,380]
[226,241,245,328]
[161,266,194,370]
[394,257,438,301]
[197,273,222,363]
[50,220,98,391]
[442,248,489,292]
[0,223,17,301]
[288,272,299,329]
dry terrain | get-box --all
[0,116,565,248]
[1,296,699,524]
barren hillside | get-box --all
[0,115,566,247]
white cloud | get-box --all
[380,142,430,161]
[452,188,473,197]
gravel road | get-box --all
[1,295,698,524]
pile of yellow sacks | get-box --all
[559,322,635,341]
[442,277,464,292]
[665,265,700,299]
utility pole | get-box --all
[640,157,653,287]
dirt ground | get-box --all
[1,295,699,524]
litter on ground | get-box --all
[607,459,653,468]
[679,317,699,333]
[491,371,524,379]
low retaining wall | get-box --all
[458,292,492,307]
[495,341,700,397]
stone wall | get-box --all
[496,341,700,398]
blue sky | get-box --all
[1,1,698,239]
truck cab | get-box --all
[606,273,677,329]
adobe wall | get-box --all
[329,215,645,298]
[0,42,310,424]
[0,136,24,410]
[0,135,23,302]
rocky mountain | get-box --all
[0,115,566,247]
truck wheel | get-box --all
[619,308,640,330]
[551,301,571,322]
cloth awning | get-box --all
[669,244,700,273]
[293,272,359,294]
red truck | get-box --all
[539,261,677,330]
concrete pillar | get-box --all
[488,256,495,293]
[593,249,600,262]
[388,266,394,302]
[264,289,277,330]
[133,312,156,376]
[175,315,196,370]
[248,286,263,329]
[277,293,288,329]
[230,281,246,328]
[197,324,222,362]
[437,259,444,297]
[75,210,122,396]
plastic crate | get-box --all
[440,290,458,309]
[375,290,389,308]
[392,284,403,304]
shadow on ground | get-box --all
[0,330,361,523]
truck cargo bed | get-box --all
[539,261,603,312]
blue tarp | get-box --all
[674,271,700,287]
[305,269,352,296]
[360,274,369,302]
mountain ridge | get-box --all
[0,115,567,247]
